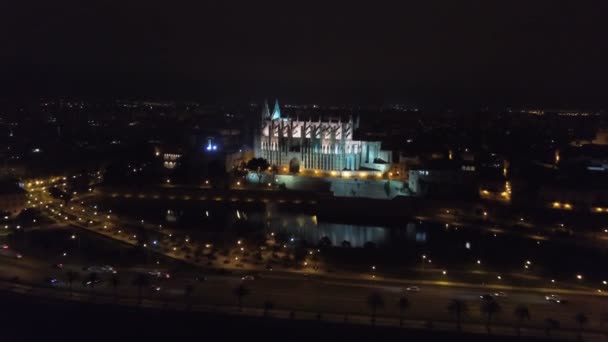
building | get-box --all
[408,160,477,198]
[0,180,27,218]
[253,99,393,173]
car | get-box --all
[195,275,207,282]
[241,275,255,281]
[480,294,494,301]
[52,263,64,269]
[46,277,58,284]
[493,291,507,297]
[82,279,103,287]
[265,264,273,271]
[151,285,162,292]
[148,271,171,279]
[545,294,565,304]
[404,286,421,292]
[86,265,116,274]
[0,245,23,259]
[46,278,66,287]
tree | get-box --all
[544,318,560,337]
[184,284,194,311]
[66,271,79,296]
[367,292,385,325]
[514,305,530,336]
[575,313,588,340]
[480,298,501,333]
[110,274,120,302]
[318,236,332,247]
[263,300,274,317]
[398,296,410,327]
[245,158,269,183]
[132,274,150,305]
[233,284,250,311]
[447,299,468,331]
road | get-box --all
[1,250,607,335]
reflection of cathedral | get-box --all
[254,99,392,172]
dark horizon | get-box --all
[1,1,607,108]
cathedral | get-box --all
[253,99,393,173]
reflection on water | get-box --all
[106,200,430,248]
[248,212,426,247]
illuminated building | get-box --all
[254,99,392,172]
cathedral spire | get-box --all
[261,99,271,119]
[271,98,281,120]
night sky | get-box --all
[1,1,607,107]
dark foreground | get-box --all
[0,292,552,342]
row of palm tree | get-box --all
[61,273,592,337]
[447,297,588,337]
[366,293,588,337]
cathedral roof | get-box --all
[271,99,281,120]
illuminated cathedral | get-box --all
[253,99,392,172]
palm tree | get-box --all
[575,313,588,340]
[366,292,385,326]
[514,305,530,336]
[544,318,560,337]
[132,274,150,305]
[233,284,250,311]
[263,300,274,317]
[398,296,410,327]
[480,299,501,333]
[66,271,79,296]
[447,299,468,331]
[184,284,194,311]
[110,274,120,301]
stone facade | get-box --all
[253,99,392,172]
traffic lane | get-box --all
[230,276,608,328]
[91,269,606,328]
[257,273,604,307]
[1,256,602,331]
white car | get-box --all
[404,286,421,292]
[241,275,255,281]
[87,265,116,273]
[0,245,23,259]
[545,294,562,303]
[148,271,170,279]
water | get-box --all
[87,198,608,280]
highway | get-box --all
[1,250,607,335]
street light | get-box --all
[576,274,583,280]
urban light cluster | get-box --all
[552,202,573,210]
